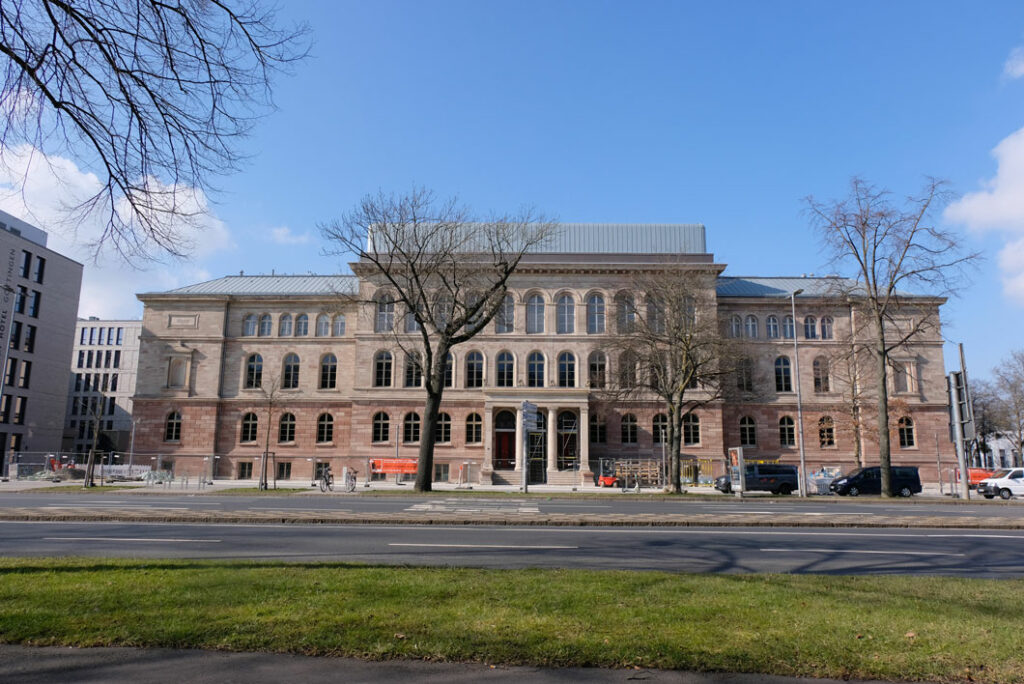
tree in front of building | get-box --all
[608,268,742,493]
[0,0,308,260]
[321,188,555,492]
[986,352,1024,468]
[806,178,979,496]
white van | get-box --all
[977,468,1024,500]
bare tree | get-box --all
[258,376,282,491]
[989,352,1024,466]
[321,188,555,492]
[806,178,979,496]
[0,0,307,260]
[968,378,1000,467]
[607,268,741,493]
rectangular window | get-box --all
[24,325,35,353]
[238,462,253,479]
[32,256,44,284]
[13,396,26,425]
[14,286,26,314]
[80,328,88,345]
[110,374,118,392]
[86,350,94,368]
[8,321,20,350]
[97,328,106,345]
[117,328,124,345]
[89,327,96,345]
[113,350,121,368]
[4,357,15,387]
[19,250,31,278]
[589,415,607,444]
[17,361,30,389]
[27,290,40,317]
[108,327,115,345]
[0,395,9,423]
[433,463,450,483]
[74,373,83,391]
[105,350,112,368]
[107,397,116,415]
[101,373,109,392]
[276,462,292,480]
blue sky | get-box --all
[3,1,1024,380]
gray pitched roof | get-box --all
[716,276,858,298]
[153,275,358,296]
[538,224,706,254]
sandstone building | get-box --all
[132,224,954,485]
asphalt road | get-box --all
[2,491,1022,520]
[3,520,1023,576]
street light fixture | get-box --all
[790,289,808,497]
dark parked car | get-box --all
[828,466,921,497]
[714,464,799,495]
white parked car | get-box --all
[977,469,1024,500]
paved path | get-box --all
[0,644,887,684]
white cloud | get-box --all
[1005,46,1024,79]
[270,226,311,245]
[0,144,233,319]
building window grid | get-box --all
[557,352,575,388]
[586,294,605,334]
[465,413,483,444]
[652,414,667,444]
[495,295,514,333]
[898,417,915,448]
[682,413,700,445]
[320,354,338,389]
[317,414,334,443]
[744,315,758,338]
[245,354,262,389]
[278,413,296,443]
[279,314,293,336]
[589,414,607,443]
[404,352,422,388]
[739,416,757,447]
[775,357,792,393]
[782,315,795,339]
[527,352,545,388]
[374,351,392,387]
[526,294,544,334]
[435,412,451,443]
[164,411,182,442]
[372,412,389,443]
[496,351,514,387]
[556,294,575,334]
[620,414,638,444]
[295,314,308,336]
[282,353,300,389]
[241,413,259,442]
[588,351,606,388]
[818,416,836,447]
[465,351,484,388]
[403,412,421,443]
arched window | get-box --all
[317,414,334,443]
[736,357,754,392]
[242,314,257,336]
[898,417,915,448]
[245,353,262,389]
[443,352,453,387]
[465,351,484,388]
[586,293,605,334]
[526,294,545,334]
[436,412,451,443]
[618,351,637,388]
[404,303,422,333]
[495,295,514,333]
[813,356,830,393]
[372,412,389,443]
[766,315,780,339]
[375,295,394,332]
[682,412,700,445]
[648,295,665,334]
[557,351,575,387]
[332,314,346,336]
[374,351,392,387]
[496,351,514,387]
[320,354,337,389]
[556,294,575,334]
[620,413,637,444]
[652,414,668,444]
[278,413,296,443]
[403,412,421,443]
[729,315,742,338]
[465,413,483,444]
[527,351,545,387]
[278,314,293,336]
[818,416,835,447]
[820,316,834,340]
[739,416,756,446]
[775,356,792,392]
[803,316,817,339]
[240,412,258,443]
[282,353,300,389]
[744,315,758,338]
[779,416,795,447]
[164,411,181,442]
[404,352,423,387]
[316,314,330,337]
[258,314,272,336]
[588,351,606,388]
[782,315,795,340]
[295,314,309,336]
[616,293,636,332]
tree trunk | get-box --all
[668,403,682,493]
[415,389,442,492]
[875,337,893,497]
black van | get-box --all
[714,464,799,495]
[828,466,921,497]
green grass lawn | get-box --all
[0,558,1017,682]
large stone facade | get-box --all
[132,225,956,485]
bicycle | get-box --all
[344,469,357,493]
[319,471,334,492]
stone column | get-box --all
[579,405,591,478]
[547,406,558,472]
[482,408,493,476]
[514,406,523,472]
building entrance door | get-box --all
[557,411,578,471]
[493,410,516,470]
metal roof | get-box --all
[716,276,858,298]
[152,275,358,296]
[537,224,706,254]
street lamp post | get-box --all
[0,284,16,479]
[790,289,808,497]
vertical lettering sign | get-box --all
[0,248,15,341]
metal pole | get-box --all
[790,290,807,497]
[948,374,970,500]
[0,285,16,479]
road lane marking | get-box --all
[43,505,191,510]
[760,548,964,556]
[43,537,222,543]
[389,543,577,549]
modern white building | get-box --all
[64,318,142,455]
[0,209,83,474]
